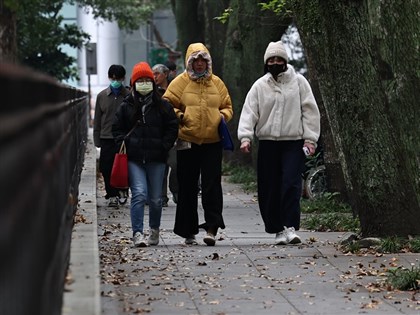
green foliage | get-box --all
[258,0,292,17]
[303,212,360,232]
[213,8,233,24]
[378,236,420,253]
[387,266,420,291]
[15,0,90,81]
[345,241,361,254]
[301,193,360,232]
[10,0,170,81]
[379,236,404,253]
[73,0,170,31]
[301,192,351,213]
[408,238,420,253]
[223,162,257,193]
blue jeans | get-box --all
[128,160,166,236]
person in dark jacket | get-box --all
[94,65,129,207]
[112,62,178,247]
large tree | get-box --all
[291,0,420,236]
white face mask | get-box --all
[135,81,153,95]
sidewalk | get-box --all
[64,130,420,315]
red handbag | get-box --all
[110,141,129,189]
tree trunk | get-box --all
[0,0,17,63]
[310,78,349,202]
[172,0,205,57]
[292,0,420,236]
[202,0,229,77]
[222,0,292,165]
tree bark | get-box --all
[0,0,17,63]
[202,0,229,77]
[172,0,205,58]
[292,0,420,236]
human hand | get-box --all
[240,141,251,153]
[303,143,316,156]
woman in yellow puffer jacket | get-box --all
[163,42,233,246]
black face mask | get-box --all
[267,64,287,78]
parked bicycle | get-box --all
[302,146,327,199]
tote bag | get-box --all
[110,141,129,189]
[218,117,234,151]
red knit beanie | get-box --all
[131,62,154,85]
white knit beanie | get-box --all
[263,41,288,64]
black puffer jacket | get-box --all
[112,92,178,164]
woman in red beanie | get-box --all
[112,62,178,247]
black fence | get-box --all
[0,63,88,315]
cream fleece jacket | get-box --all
[237,65,320,145]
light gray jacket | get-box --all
[238,65,320,145]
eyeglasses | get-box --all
[136,78,153,83]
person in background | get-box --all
[163,43,233,246]
[112,62,178,247]
[152,64,170,96]
[238,41,320,245]
[152,63,176,207]
[164,60,177,83]
[94,65,129,208]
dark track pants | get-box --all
[174,142,225,238]
[99,139,119,199]
[257,140,305,233]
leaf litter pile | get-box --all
[94,178,419,314]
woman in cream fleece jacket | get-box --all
[238,41,320,245]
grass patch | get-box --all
[378,236,420,253]
[408,238,420,253]
[223,162,257,192]
[302,212,360,232]
[379,236,404,253]
[387,265,420,291]
[301,192,359,232]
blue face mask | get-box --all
[110,80,122,89]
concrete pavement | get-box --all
[63,130,420,315]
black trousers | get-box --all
[174,142,225,238]
[257,140,305,233]
[99,139,119,198]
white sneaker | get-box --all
[133,232,147,247]
[285,227,301,244]
[148,229,160,246]
[275,230,288,245]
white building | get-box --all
[61,4,178,107]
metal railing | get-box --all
[0,63,88,315]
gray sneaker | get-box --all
[108,197,119,208]
[185,235,198,245]
[133,232,147,247]
[148,229,160,246]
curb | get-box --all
[62,128,100,315]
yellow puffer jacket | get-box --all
[163,43,233,145]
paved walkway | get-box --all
[63,130,420,315]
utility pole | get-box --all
[85,43,97,127]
